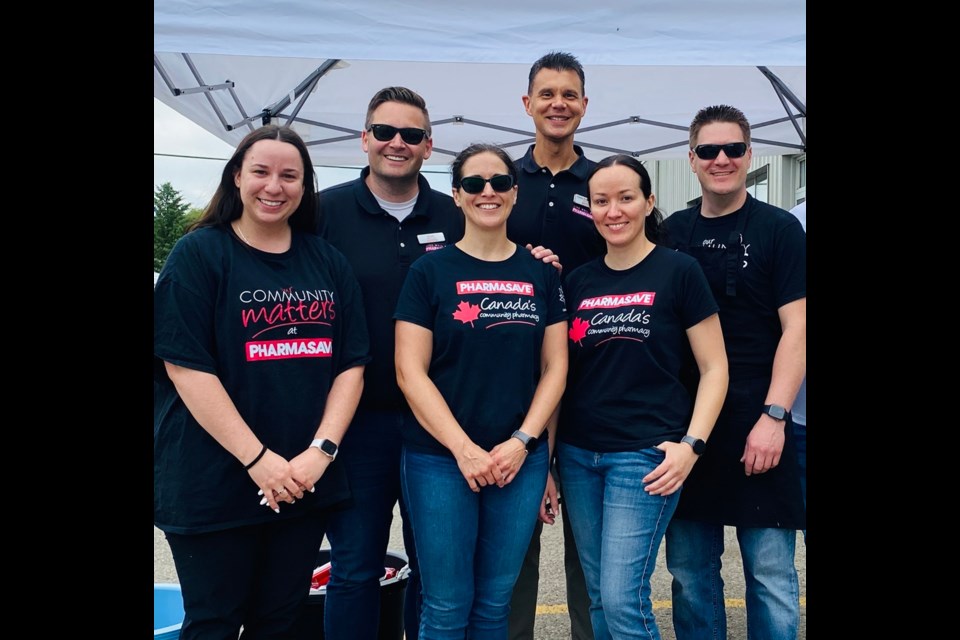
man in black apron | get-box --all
[661,105,806,640]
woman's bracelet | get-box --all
[244,444,268,470]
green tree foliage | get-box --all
[182,207,204,235]
[154,182,191,272]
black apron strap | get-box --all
[723,197,752,297]
[681,202,703,252]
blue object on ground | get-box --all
[155,583,184,639]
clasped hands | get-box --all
[247,446,333,513]
[456,438,528,493]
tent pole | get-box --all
[757,67,806,149]
[261,59,341,125]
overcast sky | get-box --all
[154,99,454,209]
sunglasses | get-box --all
[367,124,429,145]
[692,142,749,160]
[459,174,515,194]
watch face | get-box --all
[766,405,787,420]
[681,436,705,455]
[319,440,338,456]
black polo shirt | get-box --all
[508,144,606,277]
[318,167,464,411]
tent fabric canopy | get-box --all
[154,0,806,166]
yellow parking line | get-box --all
[536,597,806,615]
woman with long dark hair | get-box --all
[154,125,370,638]
[556,154,728,640]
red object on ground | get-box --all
[311,562,397,590]
[311,562,332,589]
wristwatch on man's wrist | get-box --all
[310,438,339,460]
[680,435,706,456]
[510,430,539,452]
[761,404,790,422]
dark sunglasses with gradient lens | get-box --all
[367,124,429,145]
[459,174,515,194]
[692,142,749,160]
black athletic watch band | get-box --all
[761,404,790,421]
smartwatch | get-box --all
[761,404,790,422]
[310,438,339,460]
[510,430,539,452]
[680,435,706,456]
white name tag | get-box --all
[417,232,446,244]
[573,194,589,207]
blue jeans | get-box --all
[665,519,799,640]
[557,442,679,640]
[325,409,420,640]
[401,444,549,640]
[793,421,806,543]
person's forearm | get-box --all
[313,365,365,444]
[517,364,566,439]
[396,322,477,455]
[685,315,728,442]
[516,322,568,439]
[164,362,263,466]
[398,369,472,453]
[766,317,806,410]
[688,364,727,442]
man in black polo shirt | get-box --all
[316,86,462,640]
[508,51,602,640]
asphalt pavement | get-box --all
[155,505,805,639]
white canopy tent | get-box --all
[154,0,805,166]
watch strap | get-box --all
[510,430,538,452]
[310,438,338,460]
[680,435,706,455]
[762,404,790,421]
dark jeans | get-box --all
[165,510,329,640]
[324,408,420,640]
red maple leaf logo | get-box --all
[569,317,590,344]
[452,300,481,327]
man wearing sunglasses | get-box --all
[661,105,806,640]
[508,51,601,640]
[315,86,463,640]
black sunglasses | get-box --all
[692,142,748,160]
[459,174,515,194]
[367,124,429,145]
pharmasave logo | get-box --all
[456,280,534,296]
[246,338,332,361]
[578,291,656,310]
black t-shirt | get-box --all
[662,195,805,380]
[662,195,806,528]
[508,145,606,277]
[559,247,718,452]
[394,244,567,454]
[154,227,371,534]
[317,168,463,411]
